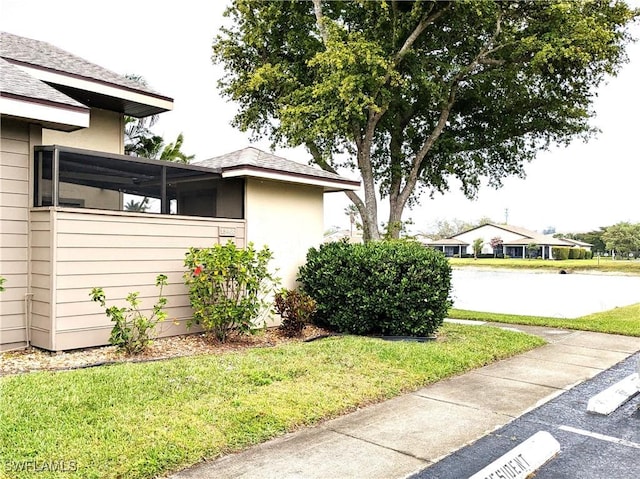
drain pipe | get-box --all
[24,292,34,348]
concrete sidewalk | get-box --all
[169,323,640,479]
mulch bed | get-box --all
[0,326,332,376]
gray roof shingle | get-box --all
[0,31,165,98]
[0,57,87,110]
[194,147,360,187]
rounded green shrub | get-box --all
[552,246,570,260]
[298,240,452,337]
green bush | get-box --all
[298,240,452,337]
[552,246,570,260]
[274,288,317,337]
[585,250,593,259]
[183,241,278,341]
[568,248,587,259]
[0,276,5,293]
[90,274,168,355]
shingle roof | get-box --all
[453,223,585,247]
[194,147,360,190]
[424,238,469,245]
[0,31,173,118]
[0,57,87,110]
[0,32,162,97]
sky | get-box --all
[1,0,639,235]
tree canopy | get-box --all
[602,222,640,258]
[213,0,638,240]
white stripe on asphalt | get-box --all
[558,425,640,449]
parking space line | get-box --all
[558,425,640,449]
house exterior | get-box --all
[0,32,358,352]
[425,223,592,259]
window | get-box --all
[34,146,244,219]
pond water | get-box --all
[450,268,640,318]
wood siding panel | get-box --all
[0,178,28,195]
[46,209,245,350]
[0,220,28,235]
[0,191,29,208]
[0,120,30,351]
[0,163,29,182]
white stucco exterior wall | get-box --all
[455,225,526,255]
[245,178,324,291]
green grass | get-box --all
[449,303,640,336]
[449,257,640,274]
[0,324,544,479]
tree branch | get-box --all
[392,3,449,67]
[395,8,506,209]
[312,0,329,45]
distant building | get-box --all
[423,223,592,258]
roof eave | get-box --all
[0,95,89,131]
[10,61,173,117]
[221,167,360,192]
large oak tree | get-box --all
[213,0,637,240]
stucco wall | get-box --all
[245,178,324,292]
[42,108,124,154]
[455,225,525,255]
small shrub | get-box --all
[90,274,168,355]
[274,289,317,337]
[552,246,570,260]
[298,240,452,337]
[585,250,593,259]
[184,241,278,342]
[0,276,5,292]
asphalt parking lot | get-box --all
[410,352,640,479]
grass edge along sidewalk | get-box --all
[0,323,544,479]
[449,302,640,337]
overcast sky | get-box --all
[2,0,638,234]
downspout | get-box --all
[24,292,34,348]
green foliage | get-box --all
[0,276,5,292]
[298,240,452,336]
[569,248,587,259]
[584,250,593,260]
[472,238,484,258]
[526,243,538,259]
[90,274,168,355]
[183,242,278,341]
[552,246,570,260]
[274,289,317,337]
[213,1,637,240]
[602,221,640,258]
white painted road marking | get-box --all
[468,431,560,479]
[558,425,640,450]
[587,373,640,415]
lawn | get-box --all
[0,324,544,479]
[449,302,640,336]
[449,257,640,275]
